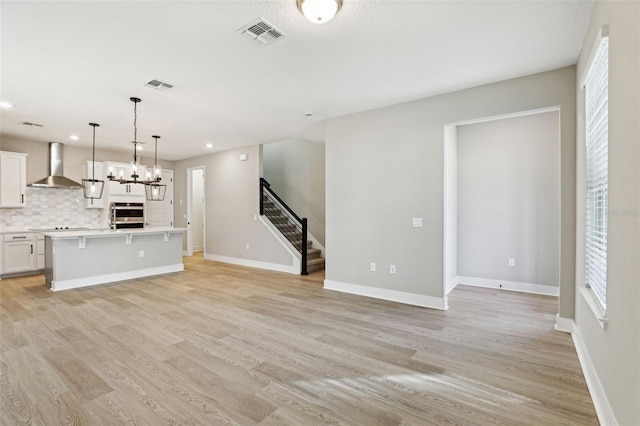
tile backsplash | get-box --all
[0,187,104,231]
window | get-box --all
[584,34,609,310]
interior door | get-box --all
[186,166,205,256]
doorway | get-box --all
[443,107,561,308]
[186,166,205,256]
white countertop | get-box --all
[41,227,186,239]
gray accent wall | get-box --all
[574,1,639,424]
[326,66,576,315]
[263,139,326,246]
[174,145,293,266]
[457,111,560,287]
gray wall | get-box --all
[263,138,326,246]
[457,111,560,287]
[174,145,292,266]
[444,125,457,289]
[0,136,175,184]
[326,66,576,315]
[192,168,204,251]
[574,1,640,424]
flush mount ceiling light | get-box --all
[297,0,342,24]
[81,123,105,203]
[107,97,165,201]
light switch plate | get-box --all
[412,218,423,228]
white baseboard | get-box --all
[554,314,574,333]
[572,327,618,426]
[323,280,448,310]
[205,253,298,275]
[446,276,459,294]
[51,264,184,291]
[456,276,559,296]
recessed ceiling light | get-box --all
[206,143,214,149]
[0,101,13,108]
[70,135,79,141]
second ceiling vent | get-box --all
[145,79,174,92]
[239,19,285,45]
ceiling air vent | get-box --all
[239,19,285,45]
[20,121,44,127]
[145,79,174,92]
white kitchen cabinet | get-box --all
[106,162,146,198]
[0,151,28,208]
[36,235,45,269]
[84,161,105,209]
[2,233,36,275]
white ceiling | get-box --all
[1,0,594,161]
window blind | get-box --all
[584,36,609,309]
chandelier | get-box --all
[107,97,166,201]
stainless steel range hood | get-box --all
[29,142,82,188]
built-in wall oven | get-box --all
[109,202,144,230]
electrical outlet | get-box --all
[370,262,376,272]
[508,258,515,267]
[246,244,250,250]
[139,250,145,258]
[390,264,396,274]
[412,217,423,228]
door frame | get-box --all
[186,166,206,257]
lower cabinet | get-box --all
[36,236,45,269]
[1,233,43,277]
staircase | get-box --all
[260,179,325,274]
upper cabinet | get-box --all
[0,151,28,208]
[105,162,146,198]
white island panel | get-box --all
[45,228,185,291]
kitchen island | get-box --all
[43,227,185,291]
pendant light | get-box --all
[81,122,105,203]
[129,97,142,181]
[297,0,342,24]
[144,135,167,201]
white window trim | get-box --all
[579,26,609,88]
[581,26,609,323]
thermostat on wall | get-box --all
[240,154,248,161]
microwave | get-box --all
[109,202,144,230]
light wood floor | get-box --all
[1,256,598,425]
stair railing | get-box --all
[260,178,308,275]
